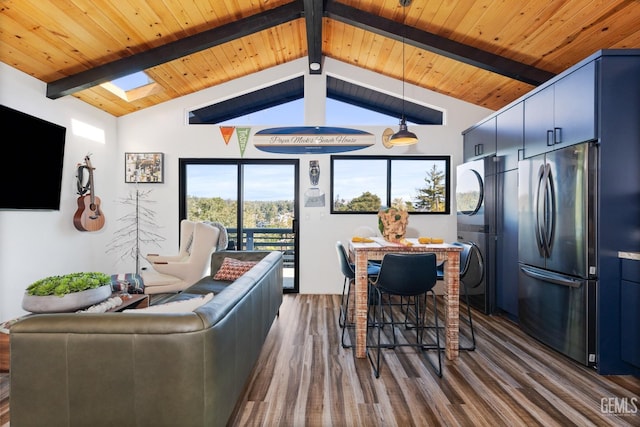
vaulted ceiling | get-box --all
[1,0,639,119]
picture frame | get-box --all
[125,152,164,183]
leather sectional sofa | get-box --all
[10,250,283,427]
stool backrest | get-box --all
[452,241,484,289]
[336,241,355,280]
[374,253,437,296]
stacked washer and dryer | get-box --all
[455,157,496,314]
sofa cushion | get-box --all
[184,278,231,295]
[124,293,213,313]
[213,257,258,281]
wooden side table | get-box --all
[1,317,24,372]
[108,294,149,312]
[0,331,9,372]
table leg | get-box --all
[444,251,460,361]
[354,251,369,358]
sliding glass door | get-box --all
[179,159,299,293]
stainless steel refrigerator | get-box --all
[518,141,598,366]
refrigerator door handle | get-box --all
[544,164,556,257]
[535,165,546,257]
[520,265,582,288]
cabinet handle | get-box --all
[554,127,562,144]
[475,143,484,156]
[546,130,554,146]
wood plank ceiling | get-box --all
[1,0,639,118]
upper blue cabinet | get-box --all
[523,60,597,159]
[496,102,524,173]
[463,116,496,162]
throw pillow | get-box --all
[213,257,258,281]
[110,273,145,294]
[123,293,213,313]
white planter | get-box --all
[22,284,112,313]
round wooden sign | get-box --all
[382,128,394,149]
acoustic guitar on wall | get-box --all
[73,155,105,232]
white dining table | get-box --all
[348,237,463,361]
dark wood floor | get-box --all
[229,294,639,426]
[2,294,639,426]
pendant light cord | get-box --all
[401,6,406,119]
[389,0,418,145]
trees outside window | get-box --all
[331,156,450,214]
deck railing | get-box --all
[226,227,295,267]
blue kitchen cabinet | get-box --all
[463,116,496,162]
[494,102,523,319]
[523,60,596,159]
[620,258,640,370]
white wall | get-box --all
[115,57,493,295]
[0,58,492,321]
[0,63,118,321]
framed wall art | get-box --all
[125,152,164,183]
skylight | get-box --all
[111,72,153,91]
[100,71,162,102]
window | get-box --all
[179,159,300,293]
[188,75,440,125]
[217,99,305,125]
[330,155,450,214]
[215,98,398,126]
[326,99,399,125]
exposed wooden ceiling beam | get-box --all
[303,0,324,74]
[46,1,304,99]
[325,0,555,86]
[47,0,555,102]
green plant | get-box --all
[26,272,110,297]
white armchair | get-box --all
[142,220,221,294]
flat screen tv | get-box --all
[0,105,67,210]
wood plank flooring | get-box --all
[229,294,639,426]
[2,294,639,426]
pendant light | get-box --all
[389,0,418,146]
